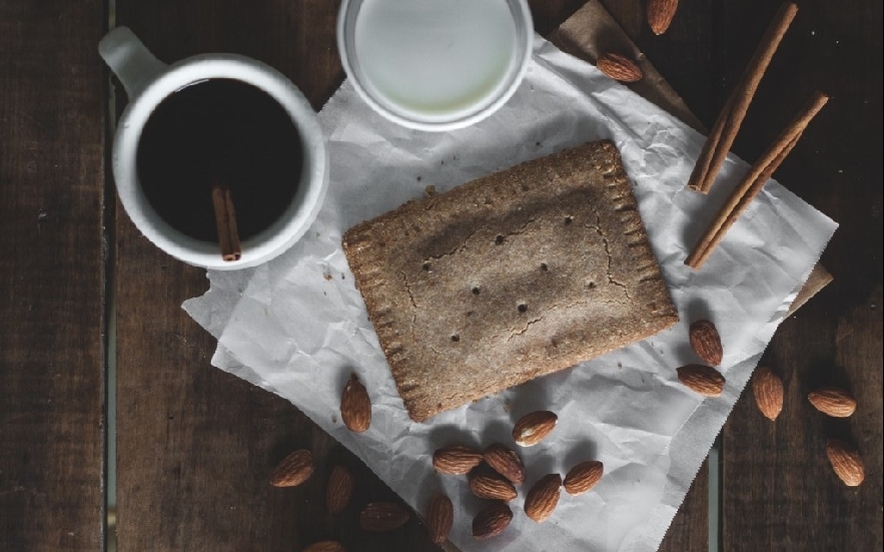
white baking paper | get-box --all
[183,36,837,551]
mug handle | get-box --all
[98,26,166,98]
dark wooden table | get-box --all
[1,1,881,550]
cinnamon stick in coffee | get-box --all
[212,182,242,262]
[686,2,799,194]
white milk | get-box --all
[353,0,519,120]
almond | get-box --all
[596,53,643,83]
[677,364,726,397]
[689,319,723,365]
[269,449,314,487]
[425,493,453,545]
[325,465,354,514]
[512,410,558,447]
[340,373,372,432]
[471,502,513,539]
[825,438,865,486]
[469,471,518,502]
[563,460,604,496]
[433,444,484,475]
[483,444,525,485]
[524,474,562,523]
[647,0,679,35]
[808,387,857,417]
[302,541,346,552]
[752,366,784,420]
[359,501,410,532]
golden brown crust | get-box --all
[343,140,678,422]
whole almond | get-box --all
[647,0,679,35]
[808,387,857,417]
[483,444,525,485]
[425,493,453,545]
[433,445,483,475]
[825,438,865,486]
[472,502,513,539]
[302,541,346,552]
[596,53,643,83]
[340,373,371,432]
[325,465,354,514]
[563,460,604,496]
[524,474,562,523]
[689,319,723,365]
[469,471,518,502]
[270,449,314,487]
[752,366,784,420]
[677,364,726,397]
[512,410,558,447]
[359,502,410,532]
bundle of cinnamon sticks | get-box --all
[684,2,829,269]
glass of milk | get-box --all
[337,0,533,131]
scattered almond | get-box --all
[302,541,346,552]
[359,501,410,532]
[483,444,525,485]
[269,449,315,487]
[325,465,354,514]
[472,502,513,539]
[825,438,865,487]
[647,0,679,35]
[340,373,371,432]
[752,366,784,420]
[512,410,558,447]
[524,474,562,523]
[563,460,604,496]
[596,53,643,83]
[808,387,857,418]
[469,471,518,502]
[677,364,726,397]
[425,493,454,545]
[433,444,484,475]
[689,319,723,365]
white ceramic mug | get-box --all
[99,27,328,270]
[337,0,534,131]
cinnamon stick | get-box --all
[211,182,242,262]
[685,91,829,269]
[686,2,799,194]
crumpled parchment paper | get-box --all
[183,36,836,552]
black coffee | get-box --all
[137,78,303,242]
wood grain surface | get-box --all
[109,2,430,551]
[1,0,880,551]
[0,1,107,550]
[706,1,882,550]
